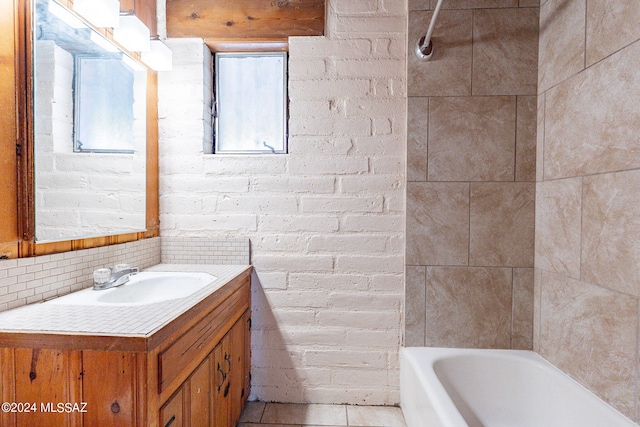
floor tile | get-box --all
[347,405,407,427]
[261,403,348,426]
[239,401,266,423]
[238,424,303,427]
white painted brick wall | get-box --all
[158,0,407,405]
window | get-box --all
[213,52,288,154]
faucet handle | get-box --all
[93,268,111,284]
[113,263,130,272]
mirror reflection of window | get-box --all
[33,0,147,242]
[74,56,142,153]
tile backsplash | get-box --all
[0,238,161,313]
[161,237,249,265]
[0,236,250,313]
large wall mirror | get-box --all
[33,0,147,242]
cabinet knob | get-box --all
[110,402,121,413]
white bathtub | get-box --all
[400,347,636,427]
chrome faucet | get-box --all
[93,266,139,290]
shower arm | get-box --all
[415,0,444,61]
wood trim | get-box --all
[167,0,325,40]
[206,38,289,52]
[0,0,22,259]
[16,0,33,248]
[0,333,148,353]
[144,70,160,239]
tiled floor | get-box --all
[238,402,407,427]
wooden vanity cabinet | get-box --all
[0,269,251,427]
[159,312,250,427]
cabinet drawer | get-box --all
[158,279,250,393]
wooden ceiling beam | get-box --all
[167,0,324,41]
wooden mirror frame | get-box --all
[0,0,158,259]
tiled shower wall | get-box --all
[535,0,640,421]
[405,0,539,348]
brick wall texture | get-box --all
[158,0,407,405]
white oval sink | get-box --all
[47,271,217,306]
[96,272,215,305]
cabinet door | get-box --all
[189,357,211,427]
[228,319,245,423]
[161,388,184,427]
[13,349,82,427]
[212,338,230,427]
[242,310,251,406]
[83,351,141,427]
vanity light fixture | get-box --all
[73,0,120,28]
[113,13,150,52]
[141,39,173,71]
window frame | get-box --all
[213,51,289,155]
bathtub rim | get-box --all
[400,346,636,427]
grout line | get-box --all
[579,176,584,282]
[583,0,587,70]
[345,403,349,425]
[514,96,519,182]
[259,401,267,422]
[510,267,515,349]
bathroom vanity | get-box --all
[0,264,251,427]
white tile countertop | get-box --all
[0,264,251,336]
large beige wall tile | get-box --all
[534,178,581,279]
[406,182,470,265]
[408,10,472,96]
[469,182,535,267]
[544,41,640,179]
[512,268,534,350]
[428,96,516,181]
[582,170,640,297]
[538,0,585,92]
[472,8,539,95]
[405,266,426,346]
[586,0,640,66]
[410,0,431,10]
[408,97,429,182]
[538,271,637,418]
[425,267,512,348]
[516,96,536,182]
